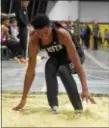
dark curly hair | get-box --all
[31,14,51,29]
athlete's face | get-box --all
[36,26,52,40]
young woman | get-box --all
[13,14,95,112]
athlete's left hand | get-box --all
[81,90,96,104]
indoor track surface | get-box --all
[1,49,109,94]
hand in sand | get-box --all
[81,89,96,104]
[12,99,26,111]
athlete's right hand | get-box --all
[12,99,26,111]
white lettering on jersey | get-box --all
[46,44,63,53]
[69,62,74,69]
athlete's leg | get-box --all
[45,57,59,108]
[58,65,83,111]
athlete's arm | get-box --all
[22,33,39,100]
[58,28,95,104]
[12,32,40,110]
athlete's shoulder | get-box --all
[29,30,39,48]
[56,27,72,42]
[57,27,71,38]
[57,27,69,34]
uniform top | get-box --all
[39,26,70,64]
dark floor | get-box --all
[1,49,109,94]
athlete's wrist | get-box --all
[82,85,88,92]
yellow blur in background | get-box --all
[88,23,109,48]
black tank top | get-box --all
[39,27,70,63]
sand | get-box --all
[1,92,109,127]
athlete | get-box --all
[13,14,95,112]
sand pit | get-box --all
[2,92,109,127]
